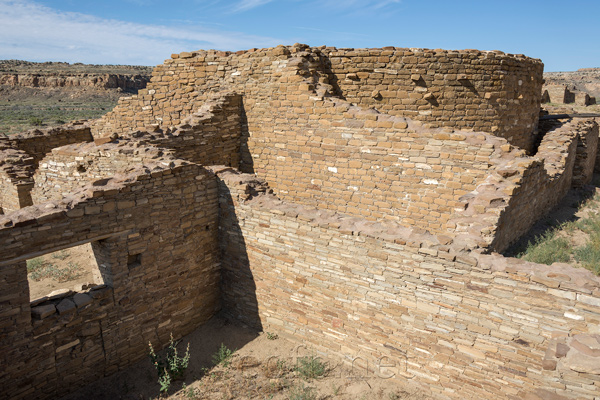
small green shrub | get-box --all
[296,355,326,380]
[26,257,45,274]
[212,343,234,367]
[288,383,317,400]
[519,231,571,265]
[29,116,44,126]
[148,333,191,393]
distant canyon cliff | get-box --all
[0,60,153,91]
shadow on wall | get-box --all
[320,56,345,100]
[217,177,262,331]
[239,101,254,174]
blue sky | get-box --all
[0,0,598,71]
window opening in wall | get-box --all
[26,243,104,301]
[127,253,141,270]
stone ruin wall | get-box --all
[0,162,220,399]
[31,143,170,204]
[90,45,543,236]
[31,93,243,204]
[0,124,93,213]
[92,45,543,151]
[0,45,599,399]
[452,119,599,252]
[320,48,543,150]
[217,168,600,400]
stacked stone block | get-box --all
[0,44,598,400]
[0,162,220,399]
[217,168,600,399]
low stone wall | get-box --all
[32,93,242,204]
[6,123,93,166]
[489,119,596,251]
[447,119,599,252]
[217,168,600,399]
[572,119,599,187]
[31,141,175,204]
[0,162,220,400]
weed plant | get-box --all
[295,355,326,380]
[519,231,571,265]
[288,383,317,400]
[148,333,191,393]
[212,343,234,367]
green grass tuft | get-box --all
[518,231,572,265]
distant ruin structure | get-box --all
[1,44,599,400]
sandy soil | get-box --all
[27,243,100,300]
[504,177,600,263]
[60,316,428,400]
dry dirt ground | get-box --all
[27,243,100,300]
[503,174,600,274]
[60,316,428,400]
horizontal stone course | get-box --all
[0,44,598,400]
[217,168,600,399]
[0,162,220,399]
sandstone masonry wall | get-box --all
[92,44,543,152]
[321,47,543,150]
[217,169,600,399]
[0,124,93,213]
[6,123,93,166]
[31,142,174,204]
[0,162,220,399]
[92,45,543,235]
[490,120,596,252]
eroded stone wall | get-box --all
[322,47,543,150]
[31,142,174,204]
[490,120,596,252]
[217,169,600,400]
[92,44,543,152]
[0,162,220,400]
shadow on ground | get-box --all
[60,315,259,400]
[503,175,600,258]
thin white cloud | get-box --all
[0,0,281,65]
[318,0,402,14]
[231,0,275,12]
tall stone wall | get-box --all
[217,169,600,399]
[322,47,543,150]
[91,45,545,235]
[0,162,220,400]
[92,44,543,152]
